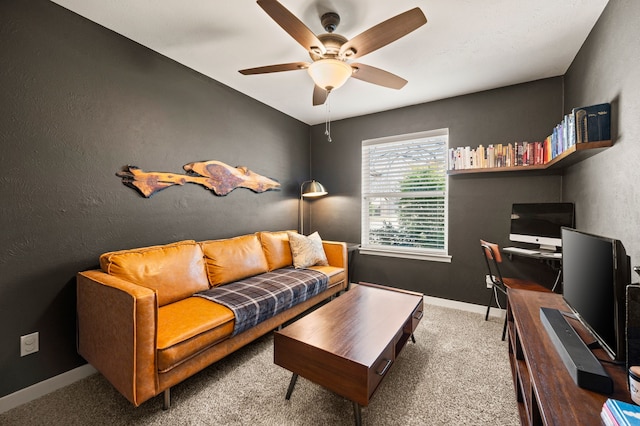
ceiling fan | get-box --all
[239,0,427,106]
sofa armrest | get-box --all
[322,241,347,269]
[77,270,158,406]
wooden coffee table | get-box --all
[274,282,424,425]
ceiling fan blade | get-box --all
[350,63,407,90]
[313,85,328,106]
[257,0,326,55]
[339,8,427,60]
[239,62,310,75]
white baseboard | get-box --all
[424,295,505,319]
[0,364,96,414]
[0,296,500,415]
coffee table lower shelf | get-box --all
[274,282,424,425]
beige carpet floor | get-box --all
[0,303,519,425]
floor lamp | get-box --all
[299,180,328,235]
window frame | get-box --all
[360,129,451,263]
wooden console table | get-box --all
[506,289,631,424]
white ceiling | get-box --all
[50,0,609,125]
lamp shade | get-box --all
[307,59,352,91]
[301,180,327,198]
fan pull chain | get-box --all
[324,90,332,142]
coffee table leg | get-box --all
[285,373,298,400]
[411,333,416,344]
[353,401,362,426]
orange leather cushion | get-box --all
[308,265,345,286]
[157,297,234,372]
[257,230,294,271]
[200,234,269,287]
[100,240,210,307]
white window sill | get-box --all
[358,247,452,263]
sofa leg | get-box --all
[163,388,171,410]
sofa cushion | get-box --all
[157,297,234,373]
[287,231,329,268]
[308,265,346,286]
[99,240,210,307]
[201,234,269,287]
[257,230,294,271]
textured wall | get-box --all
[2,0,630,403]
[0,0,308,397]
[563,0,640,268]
[310,78,564,302]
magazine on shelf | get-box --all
[602,398,640,426]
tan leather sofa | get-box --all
[76,231,347,409]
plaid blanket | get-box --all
[195,267,329,336]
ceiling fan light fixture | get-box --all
[307,59,352,91]
[343,47,357,58]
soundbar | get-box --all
[540,307,613,394]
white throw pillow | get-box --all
[287,231,329,269]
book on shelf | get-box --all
[602,398,640,426]
[446,102,611,172]
[574,103,611,143]
[448,141,546,171]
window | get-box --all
[361,129,450,262]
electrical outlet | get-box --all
[486,275,493,289]
[20,332,39,357]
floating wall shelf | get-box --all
[447,140,612,176]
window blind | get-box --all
[361,129,448,258]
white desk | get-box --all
[502,246,562,291]
[503,246,562,259]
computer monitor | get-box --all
[561,227,630,362]
[509,202,575,251]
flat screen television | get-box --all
[509,202,575,251]
[561,227,631,362]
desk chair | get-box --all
[480,239,552,340]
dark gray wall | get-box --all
[2,0,630,403]
[310,78,564,301]
[0,0,308,397]
[563,0,640,268]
